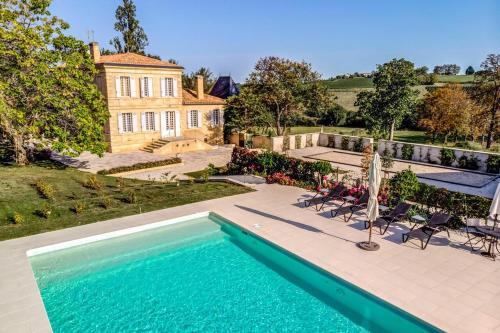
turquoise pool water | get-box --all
[29,214,441,333]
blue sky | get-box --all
[50,0,499,82]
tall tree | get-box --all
[474,54,500,148]
[465,65,475,75]
[355,58,419,140]
[0,0,108,165]
[110,0,148,54]
[225,57,332,136]
[418,84,482,143]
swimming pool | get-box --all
[28,212,442,332]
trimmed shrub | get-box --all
[341,137,350,151]
[353,138,363,153]
[34,179,55,200]
[311,161,333,177]
[37,203,53,219]
[486,155,500,173]
[10,212,24,224]
[440,148,456,166]
[389,170,420,202]
[100,197,113,209]
[458,155,479,171]
[83,175,103,190]
[401,144,414,161]
[265,172,296,186]
[71,201,86,214]
[97,157,182,175]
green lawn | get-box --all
[0,161,251,241]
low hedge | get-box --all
[97,157,182,175]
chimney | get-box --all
[89,42,100,63]
[196,75,204,99]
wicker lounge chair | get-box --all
[364,202,412,235]
[331,191,370,222]
[402,211,451,250]
[304,184,347,211]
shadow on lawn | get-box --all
[235,205,357,244]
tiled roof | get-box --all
[97,53,183,68]
[182,89,225,105]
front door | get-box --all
[162,111,176,138]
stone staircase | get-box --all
[140,139,170,153]
[141,137,216,154]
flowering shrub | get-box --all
[265,172,296,186]
[347,184,367,198]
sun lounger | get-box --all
[331,191,370,222]
[364,202,412,235]
[402,211,451,250]
[304,184,347,211]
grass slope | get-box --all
[323,77,374,89]
[436,75,474,83]
[0,161,251,241]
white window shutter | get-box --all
[220,110,224,125]
[160,78,166,97]
[141,112,146,131]
[160,111,166,135]
[117,113,123,133]
[132,113,137,132]
[175,111,181,137]
[130,77,136,97]
[210,110,215,127]
[187,111,192,128]
[173,79,178,97]
[115,77,121,97]
[139,78,144,97]
[148,77,154,97]
[154,112,160,131]
[197,111,202,128]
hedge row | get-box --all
[97,157,182,175]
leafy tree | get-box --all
[182,67,216,92]
[0,0,108,165]
[317,104,349,126]
[110,0,148,54]
[226,57,332,136]
[465,65,475,75]
[418,84,482,143]
[433,64,461,75]
[355,58,419,140]
[474,54,500,148]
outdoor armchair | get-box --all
[332,190,370,222]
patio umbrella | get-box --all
[358,152,382,251]
[490,182,500,230]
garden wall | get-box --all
[378,140,500,173]
[318,133,373,152]
[253,133,321,151]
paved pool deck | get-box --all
[2,179,500,332]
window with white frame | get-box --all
[122,112,133,132]
[212,109,222,126]
[189,110,199,128]
[144,112,155,131]
[165,78,174,97]
[142,77,151,97]
[120,76,131,97]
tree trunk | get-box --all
[389,120,395,141]
[486,106,498,148]
[13,134,28,165]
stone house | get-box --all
[89,42,225,153]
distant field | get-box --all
[323,77,373,89]
[435,74,474,83]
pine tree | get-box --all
[465,65,475,75]
[110,0,148,54]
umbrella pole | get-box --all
[357,219,380,251]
